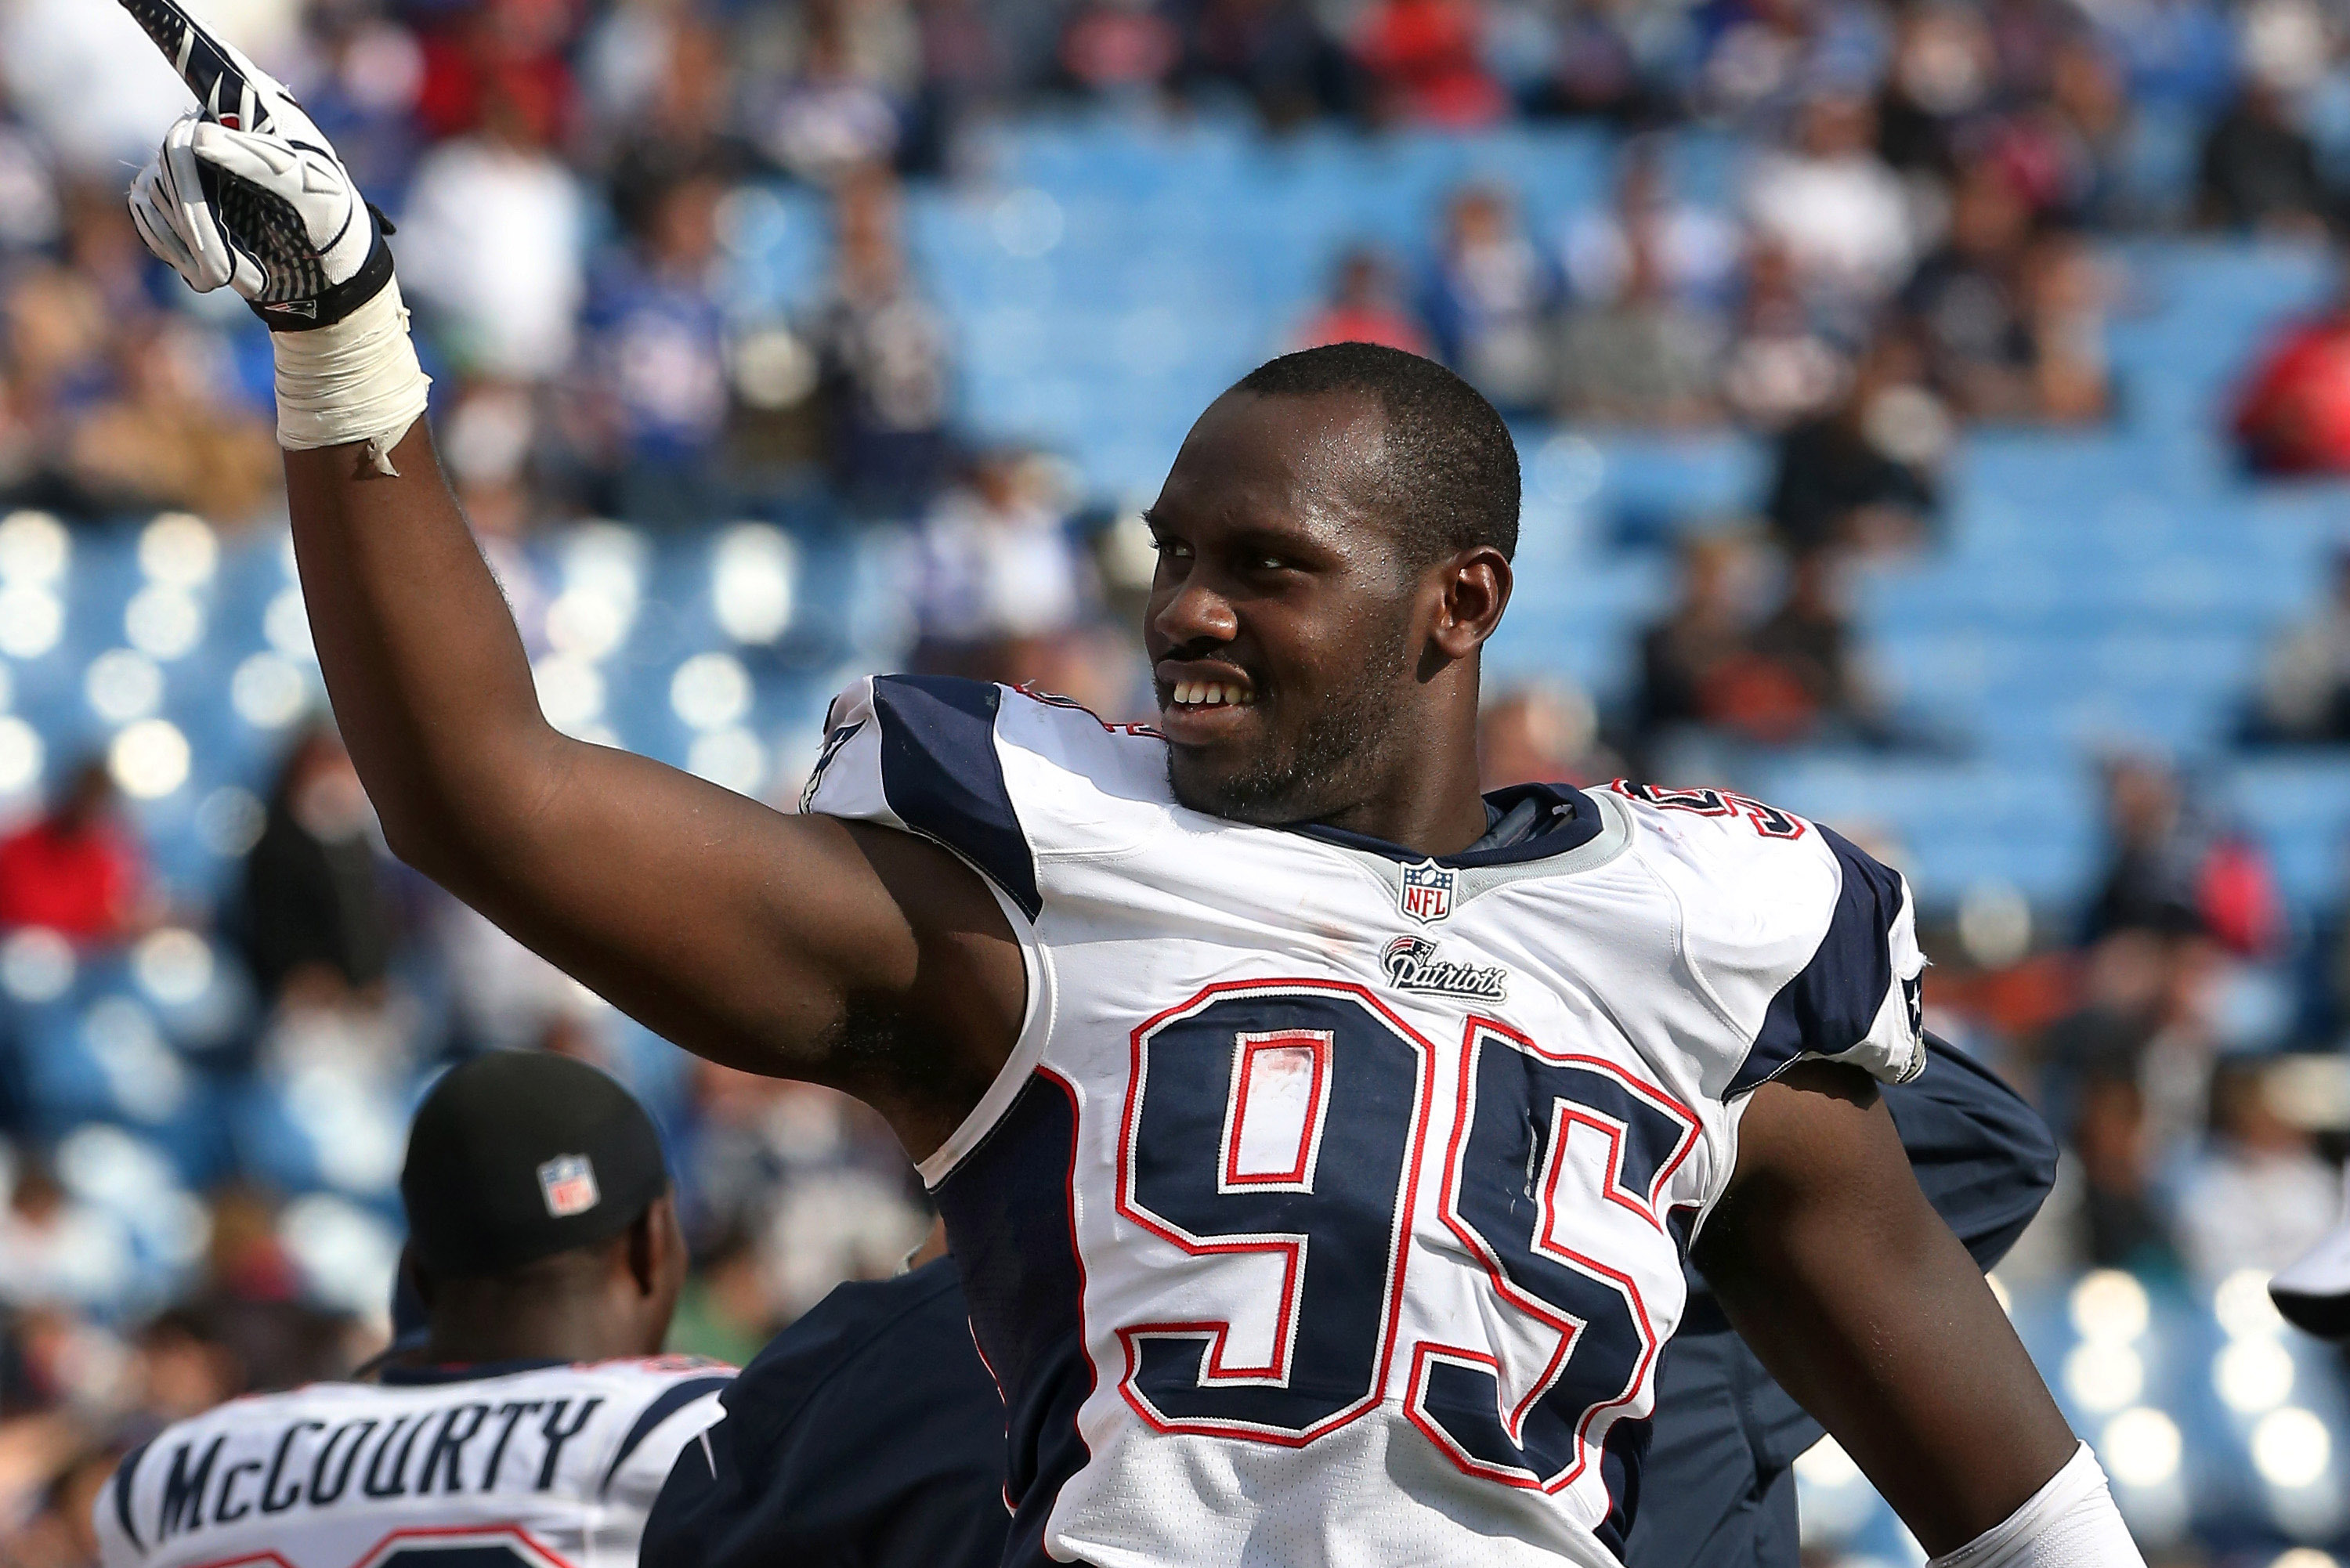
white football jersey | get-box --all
[805,675,1926,1568]
[96,1357,732,1568]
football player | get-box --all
[116,9,2142,1561]
[95,1053,732,1568]
[640,1035,2056,1568]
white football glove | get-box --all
[119,0,392,329]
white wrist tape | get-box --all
[270,276,432,475]
[1927,1443,2146,1568]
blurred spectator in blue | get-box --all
[1560,144,1741,314]
[2198,78,2331,234]
[1354,0,1506,127]
[1521,0,1664,124]
[1694,0,1888,127]
[293,10,431,203]
[580,172,733,526]
[63,316,280,523]
[1720,237,1849,429]
[1556,220,1723,426]
[2092,0,2236,116]
[591,15,750,237]
[0,761,149,945]
[1871,0,1994,183]
[1420,185,1561,414]
[1904,164,2110,425]
[1976,36,2129,225]
[1174,0,1356,128]
[1,263,109,514]
[811,168,953,517]
[399,78,586,384]
[913,449,1093,683]
[2176,1060,2338,1281]
[1293,247,1430,355]
[2252,548,2350,743]
[1903,158,2029,376]
[0,185,155,518]
[751,0,909,186]
[1478,681,1620,789]
[238,729,393,1006]
[1744,91,1916,331]
[2084,754,2283,958]
[1764,329,1948,555]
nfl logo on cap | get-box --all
[537,1154,601,1219]
[1397,858,1455,924]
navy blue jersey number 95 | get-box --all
[1113,981,1701,1493]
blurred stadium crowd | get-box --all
[4,0,2350,1560]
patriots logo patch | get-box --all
[1383,936,1506,999]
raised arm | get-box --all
[287,434,1022,1147]
[1697,1061,2141,1566]
[117,1,1022,1152]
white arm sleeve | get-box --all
[1926,1443,2147,1568]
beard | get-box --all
[1167,621,1412,827]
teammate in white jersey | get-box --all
[113,10,2138,1562]
[96,1053,731,1568]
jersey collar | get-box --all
[1286,782,1604,868]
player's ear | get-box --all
[1427,545,1511,661]
[627,1192,682,1298]
[401,1246,436,1311]
[626,1201,659,1297]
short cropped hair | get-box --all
[1235,342,1520,565]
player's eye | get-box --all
[1153,535,1192,560]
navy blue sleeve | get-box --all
[1882,1035,2059,1272]
[1730,826,1918,1095]
[642,1260,1009,1568]
[871,676,1041,919]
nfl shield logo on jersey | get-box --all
[537,1154,601,1218]
[1397,858,1455,924]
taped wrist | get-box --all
[271,273,432,475]
[1926,1443,2146,1568]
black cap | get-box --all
[400,1053,668,1278]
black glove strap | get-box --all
[252,215,396,333]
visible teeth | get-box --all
[1170,681,1253,707]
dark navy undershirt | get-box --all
[1288,781,1603,867]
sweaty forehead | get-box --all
[1155,389,1392,540]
